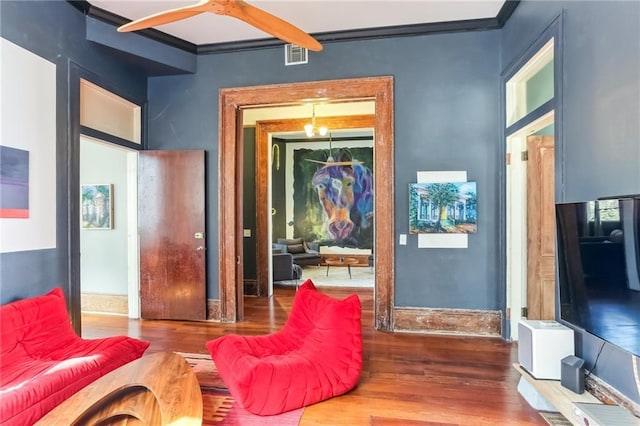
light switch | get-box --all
[243,229,252,237]
[399,234,407,245]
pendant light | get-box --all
[304,104,328,137]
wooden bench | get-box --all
[36,352,202,426]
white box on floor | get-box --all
[518,320,574,380]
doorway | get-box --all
[506,113,556,337]
[79,136,140,318]
[504,33,558,339]
[76,76,144,321]
[218,77,395,330]
[255,113,376,297]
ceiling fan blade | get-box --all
[117,4,205,33]
[307,159,363,166]
[222,0,323,51]
[326,161,363,166]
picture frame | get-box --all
[81,184,113,229]
[292,145,374,249]
[0,146,30,219]
[409,181,477,234]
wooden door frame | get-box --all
[255,114,376,297]
[218,77,394,330]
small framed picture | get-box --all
[81,184,113,229]
[409,181,477,234]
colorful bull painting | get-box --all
[293,147,374,249]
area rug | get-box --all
[177,352,304,425]
[279,264,374,288]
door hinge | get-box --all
[521,151,528,161]
[506,153,511,166]
[521,307,528,318]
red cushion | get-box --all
[0,287,150,425]
[206,279,362,415]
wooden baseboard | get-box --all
[393,307,502,337]
[207,299,220,321]
[206,300,502,336]
[81,293,128,315]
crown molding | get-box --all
[70,0,520,55]
[497,0,520,26]
[199,17,500,54]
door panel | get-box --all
[526,135,555,320]
[138,151,206,320]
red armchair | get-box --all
[206,280,362,415]
[0,288,149,425]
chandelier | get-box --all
[304,104,328,137]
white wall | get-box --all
[80,137,128,294]
[0,38,56,253]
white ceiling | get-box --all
[88,0,507,46]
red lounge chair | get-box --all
[206,280,362,415]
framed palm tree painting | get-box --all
[81,184,113,229]
[409,182,477,234]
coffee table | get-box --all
[325,257,360,279]
[35,352,202,425]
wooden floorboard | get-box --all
[81,286,546,425]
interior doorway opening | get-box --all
[247,109,376,297]
[218,77,395,330]
[504,33,557,340]
[506,111,555,339]
[79,136,139,318]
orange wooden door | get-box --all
[138,151,206,320]
[526,135,556,320]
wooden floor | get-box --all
[81,286,547,426]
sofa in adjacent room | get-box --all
[0,287,150,425]
[274,237,322,266]
[272,252,303,283]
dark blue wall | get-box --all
[0,0,148,304]
[503,0,640,405]
[4,0,639,407]
[147,31,502,307]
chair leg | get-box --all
[292,264,302,291]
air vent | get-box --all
[284,44,308,66]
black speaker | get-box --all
[561,355,585,394]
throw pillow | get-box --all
[278,237,303,246]
[287,244,305,254]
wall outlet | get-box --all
[399,234,407,245]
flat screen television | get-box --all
[556,196,640,357]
